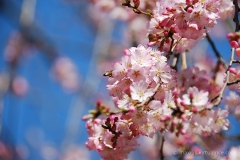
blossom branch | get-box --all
[122,1,153,18]
[211,48,235,106]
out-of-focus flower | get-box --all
[61,146,89,160]
[52,57,80,92]
[4,31,29,63]
[12,76,29,97]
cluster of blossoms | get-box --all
[4,31,30,63]
[84,45,230,159]
[85,1,240,160]
[148,0,234,52]
[52,57,80,92]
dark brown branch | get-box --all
[232,60,240,64]
[166,37,175,60]
[233,0,240,32]
[206,33,227,68]
[227,79,240,86]
[159,133,165,160]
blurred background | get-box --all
[0,0,116,159]
[0,0,239,160]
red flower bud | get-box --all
[133,0,140,8]
[230,40,239,48]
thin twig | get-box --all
[211,48,235,106]
[206,33,227,68]
[167,37,181,60]
[181,52,187,70]
[166,37,175,60]
[159,132,165,160]
[227,79,240,86]
[122,2,153,18]
[232,60,240,64]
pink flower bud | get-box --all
[123,49,131,56]
[180,101,185,106]
[97,146,103,151]
[189,93,194,99]
[173,90,179,96]
[236,48,240,57]
[227,33,234,39]
[165,115,171,120]
[133,0,140,8]
[160,117,166,121]
[181,114,187,121]
[162,11,168,15]
[147,41,157,47]
[164,31,169,36]
[173,118,178,126]
[97,100,101,106]
[124,87,130,94]
[180,129,186,134]
[170,26,177,33]
[166,6,172,12]
[109,115,115,121]
[230,40,239,48]
[192,107,198,113]
[229,67,237,74]
[129,106,135,112]
[187,7,193,13]
[186,0,192,5]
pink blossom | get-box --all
[150,63,172,83]
[182,87,209,108]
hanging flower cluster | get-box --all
[148,0,234,52]
[84,45,229,159]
